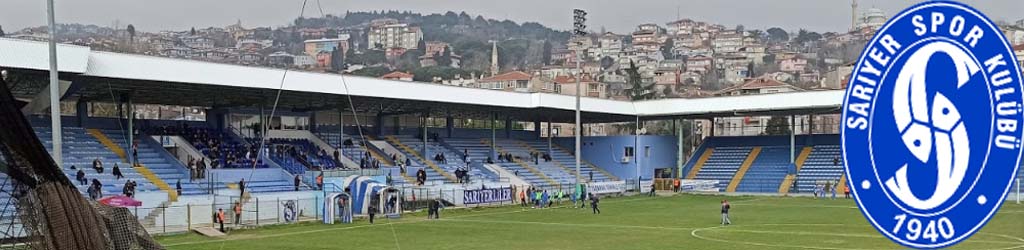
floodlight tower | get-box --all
[573,9,587,190]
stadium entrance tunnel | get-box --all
[323,192,353,224]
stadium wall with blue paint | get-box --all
[554,135,678,180]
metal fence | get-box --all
[141,196,322,234]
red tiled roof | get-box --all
[1013,44,1024,51]
[380,71,414,79]
[716,76,801,94]
[480,71,531,82]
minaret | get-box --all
[490,40,499,76]
[851,0,859,31]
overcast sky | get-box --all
[2,0,1021,34]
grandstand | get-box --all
[3,37,1020,250]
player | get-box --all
[720,199,731,225]
[589,193,600,214]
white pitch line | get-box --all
[444,218,697,231]
[689,224,1024,249]
[162,196,655,247]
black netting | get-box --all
[0,77,161,250]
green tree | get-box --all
[766,27,788,43]
[436,46,453,67]
[330,48,345,72]
[190,27,196,36]
[625,60,653,100]
[660,38,675,60]
[417,39,426,52]
[350,66,391,77]
[763,116,792,135]
[542,40,552,65]
[126,24,136,49]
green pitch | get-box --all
[157,194,1024,249]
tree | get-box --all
[0,25,6,37]
[766,27,788,43]
[599,56,615,69]
[436,46,453,67]
[763,116,792,135]
[126,24,136,43]
[350,66,391,77]
[625,60,653,100]
[660,38,675,60]
[542,40,552,65]
[747,29,763,41]
[190,27,196,36]
[330,48,345,72]
[735,25,745,34]
[417,39,426,52]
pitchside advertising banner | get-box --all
[463,187,512,204]
[679,180,719,192]
[842,1,1023,248]
[588,181,626,194]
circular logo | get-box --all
[841,1,1023,248]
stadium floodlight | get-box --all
[572,8,587,191]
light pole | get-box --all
[46,0,62,167]
[573,9,587,191]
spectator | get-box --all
[316,173,324,190]
[131,142,139,167]
[238,178,246,197]
[590,193,601,214]
[294,175,302,191]
[92,158,104,174]
[112,163,124,180]
[87,179,101,200]
[176,179,182,196]
[76,169,87,186]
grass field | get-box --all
[156,194,1024,250]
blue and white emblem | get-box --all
[841,1,1023,248]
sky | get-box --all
[2,0,1021,34]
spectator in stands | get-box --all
[386,174,393,185]
[233,202,242,226]
[112,163,124,180]
[317,173,324,190]
[188,158,196,181]
[333,149,340,163]
[122,181,131,197]
[589,171,594,182]
[590,193,600,214]
[217,208,226,232]
[87,179,100,200]
[176,180,182,196]
[92,158,104,174]
[463,149,468,162]
[76,169,87,186]
[514,170,519,176]
[405,158,412,167]
[720,200,731,225]
[673,179,681,192]
[833,156,840,166]
[132,142,139,167]
[294,175,302,191]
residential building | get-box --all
[381,71,415,81]
[821,63,855,89]
[527,73,557,93]
[666,19,696,37]
[711,33,744,53]
[268,52,294,67]
[237,38,274,51]
[385,47,408,60]
[425,41,449,56]
[304,36,350,57]
[779,57,809,73]
[315,51,333,68]
[712,77,809,136]
[1014,44,1024,71]
[238,52,264,65]
[368,20,423,50]
[723,66,750,84]
[181,36,214,50]
[599,32,623,49]
[686,55,714,74]
[857,8,888,31]
[293,55,316,68]
[478,71,532,92]
[299,28,328,39]
[554,73,606,98]
[632,24,664,53]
